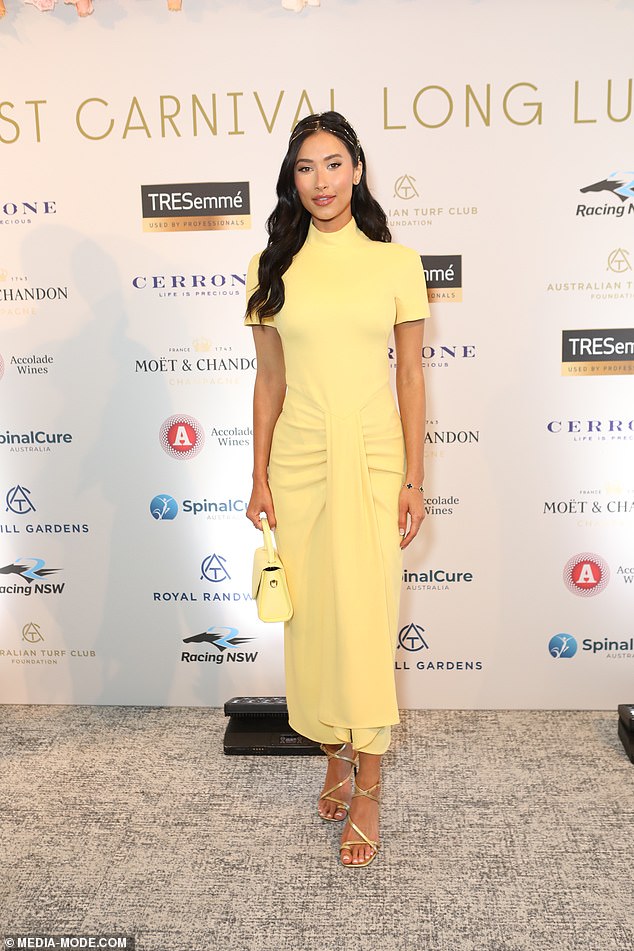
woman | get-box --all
[245,112,429,867]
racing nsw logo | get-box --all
[181,625,258,664]
[0,557,65,595]
[580,171,634,202]
[578,170,634,218]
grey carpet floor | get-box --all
[0,706,631,951]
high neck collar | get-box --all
[305,216,363,248]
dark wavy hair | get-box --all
[246,112,391,321]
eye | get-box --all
[327,162,342,169]
[296,165,312,174]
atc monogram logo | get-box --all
[6,485,35,515]
[150,494,178,520]
[398,623,429,651]
[394,175,419,200]
[159,414,204,460]
[548,634,578,659]
[201,553,230,583]
[607,248,631,273]
[563,553,610,597]
[22,621,44,643]
[577,170,634,218]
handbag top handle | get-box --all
[260,514,276,563]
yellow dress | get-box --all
[245,217,430,754]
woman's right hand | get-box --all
[246,479,277,530]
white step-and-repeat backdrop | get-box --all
[1,0,632,709]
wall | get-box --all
[1,0,632,708]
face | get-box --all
[293,130,362,233]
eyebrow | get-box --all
[295,152,344,164]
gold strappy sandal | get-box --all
[339,779,380,867]
[318,743,359,822]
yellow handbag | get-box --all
[251,515,293,623]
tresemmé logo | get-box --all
[561,328,634,377]
[141,182,250,232]
[421,254,463,303]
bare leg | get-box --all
[340,750,381,865]
[317,742,355,820]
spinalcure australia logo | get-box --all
[159,414,204,460]
[0,428,72,453]
[141,182,250,232]
[563,552,610,598]
[561,328,634,376]
[150,494,179,520]
[577,170,634,218]
[421,255,463,303]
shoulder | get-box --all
[366,239,423,273]
[247,250,263,272]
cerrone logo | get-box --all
[141,181,251,232]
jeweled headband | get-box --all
[288,114,361,159]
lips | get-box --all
[313,195,335,206]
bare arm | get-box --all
[394,318,427,548]
[246,324,286,530]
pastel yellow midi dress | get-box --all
[245,217,430,754]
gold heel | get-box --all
[317,743,359,822]
[340,779,380,867]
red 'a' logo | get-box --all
[159,414,205,460]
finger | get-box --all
[263,508,277,530]
[400,517,424,548]
[398,500,408,536]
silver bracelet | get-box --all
[403,482,424,492]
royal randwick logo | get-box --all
[159,415,204,460]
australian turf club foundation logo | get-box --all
[563,553,610,597]
[159,414,204,459]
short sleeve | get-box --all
[243,252,275,326]
[394,247,431,325]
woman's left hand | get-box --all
[398,485,426,549]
